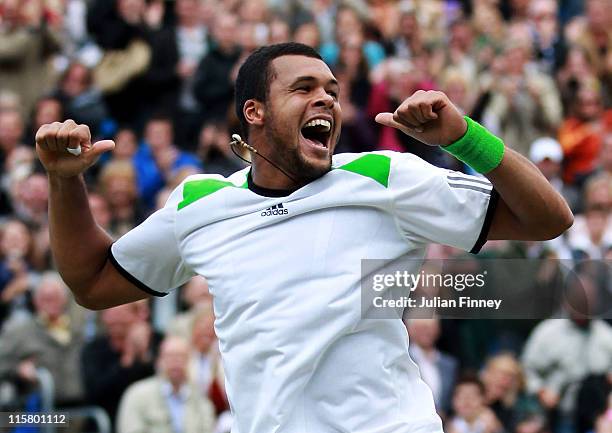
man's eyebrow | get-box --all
[290,76,339,87]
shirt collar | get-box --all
[411,344,440,363]
[247,170,299,198]
[161,379,190,400]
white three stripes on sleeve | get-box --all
[446,173,493,195]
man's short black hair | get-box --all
[454,373,485,395]
[234,42,322,139]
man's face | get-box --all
[36,99,62,128]
[34,282,68,321]
[408,319,440,349]
[576,88,602,120]
[453,383,484,421]
[0,111,23,150]
[101,305,138,342]
[158,338,190,387]
[536,158,560,181]
[261,55,341,183]
[214,13,238,50]
[145,120,173,151]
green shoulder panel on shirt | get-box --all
[178,178,246,210]
[336,154,391,187]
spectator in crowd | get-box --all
[559,77,612,186]
[0,110,27,172]
[447,375,503,433]
[470,1,506,62]
[407,318,458,417]
[128,0,207,149]
[81,301,162,427]
[0,219,36,326]
[480,32,562,156]
[168,276,212,341]
[481,353,543,433]
[111,127,139,162]
[116,335,216,433]
[564,0,611,82]
[529,137,579,210]
[171,0,210,149]
[188,305,228,416]
[0,272,85,407]
[52,62,108,137]
[522,273,612,433]
[335,31,371,109]
[528,0,566,74]
[320,5,386,70]
[385,6,424,61]
[88,192,112,233]
[193,11,241,127]
[0,117,37,217]
[556,45,598,110]
[11,172,49,230]
[268,15,290,45]
[567,174,612,258]
[575,372,612,433]
[98,160,146,238]
[301,0,335,46]
[198,122,246,176]
[23,96,64,146]
[334,67,377,154]
[56,0,101,67]
[134,116,202,210]
[598,133,612,177]
[293,20,321,49]
[0,0,61,118]
[86,0,153,126]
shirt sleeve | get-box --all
[109,183,194,296]
[388,152,498,253]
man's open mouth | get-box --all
[300,118,332,149]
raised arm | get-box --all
[36,120,149,309]
[375,90,573,241]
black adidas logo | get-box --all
[261,203,289,216]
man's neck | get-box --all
[251,167,296,190]
[250,148,301,190]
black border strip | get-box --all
[107,246,168,297]
[247,171,298,197]
[470,188,499,254]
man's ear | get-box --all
[244,100,265,127]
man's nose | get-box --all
[312,87,335,108]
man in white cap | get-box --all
[530,137,578,211]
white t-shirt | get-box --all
[110,151,497,433]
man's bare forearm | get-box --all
[37,121,146,309]
[485,148,574,240]
[48,174,113,296]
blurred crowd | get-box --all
[0,0,611,432]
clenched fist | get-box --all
[35,120,115,178]
[375,90,468,147]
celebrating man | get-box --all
[35,43,572,433]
